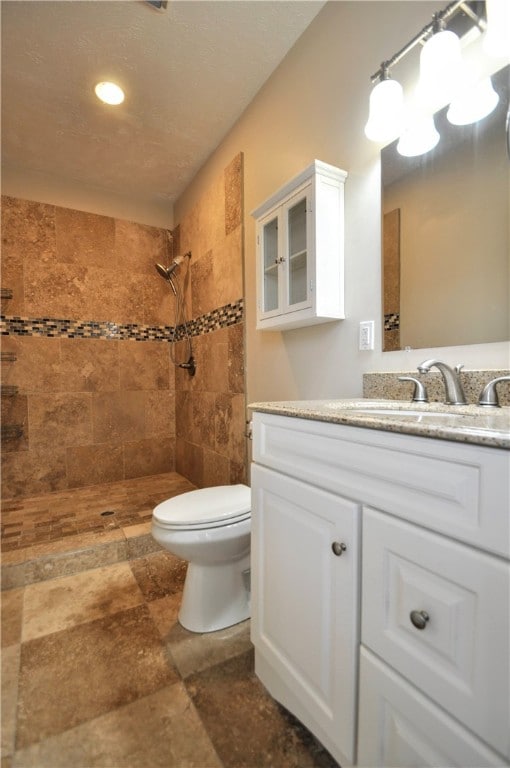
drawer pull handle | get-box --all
[332,541,347,556]
[410,610,430,630]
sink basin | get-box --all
[344,408,466,419]
[321,401,472,420]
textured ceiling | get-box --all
[1,0,325,213]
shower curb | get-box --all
[1,531,164,591]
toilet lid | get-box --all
[153,484,251,528]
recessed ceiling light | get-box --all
[94,81,125,106]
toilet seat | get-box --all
[153,484,251,531]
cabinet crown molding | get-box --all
[251,159,348,220]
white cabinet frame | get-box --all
[252,160,347,331]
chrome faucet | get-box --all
[417,359,467,405]
[478,375,510,407]
[398,376,428,403]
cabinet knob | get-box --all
[410,610,430,630]
[331,541,347,556]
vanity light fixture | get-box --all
[397,113,440,157]
[94,81,125,106]
[364,64,404,143]
[364,0,500,156]
[483,0,510,58]
[417,17,463,112]
[447,73,499,124]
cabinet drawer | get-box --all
[358,647,507,767]
[362,507,510,758]
[252,412,510,557]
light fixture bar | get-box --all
[370,0,485,83]
[145,0,168,10]
[459,1,487,29]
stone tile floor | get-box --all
[1,473,340,767]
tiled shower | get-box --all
[1,153,247,506]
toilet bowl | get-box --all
[151,484,251,633]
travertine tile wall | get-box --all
[1,198,177,499]
[173,153,247,487]
[1,153,246,499]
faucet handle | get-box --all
[454,364,464,375]
[398,376,428,403]
[478,375,510,407]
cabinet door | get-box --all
[358,648,506,768]
[251,463,360,765]
[259,211,281,317]
[282,187,312,313]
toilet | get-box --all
[151,484,251,633]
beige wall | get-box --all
[384,129,508,349]
[174,1,510,407]
[2,166,174,230]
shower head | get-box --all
[155,263,177,295]
[155,261,178,281]
[155,260,180,296]
[154,252,190,282]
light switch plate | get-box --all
[359,320,375,351]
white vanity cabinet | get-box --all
[251,160,347,331]
[251,411,510,767]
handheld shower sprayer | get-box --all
[154,249,195,376]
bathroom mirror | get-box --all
[381,64,509,352]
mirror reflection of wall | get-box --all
[383,208,401,351]
[382,64,509,352]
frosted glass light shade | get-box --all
[483,0,510,58]
[418,30,462,111]
[397,115,440,157]
[364,79,404,143]
[447,76,500,125]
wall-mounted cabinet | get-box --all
[251,160,347,331]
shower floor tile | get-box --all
[1,472,196,553]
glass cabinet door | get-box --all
[262,216,279,313]
[286,194,308,308]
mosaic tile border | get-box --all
[0,298,244,342]
[384,312,400,331]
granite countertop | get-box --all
[249,399,510,449]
